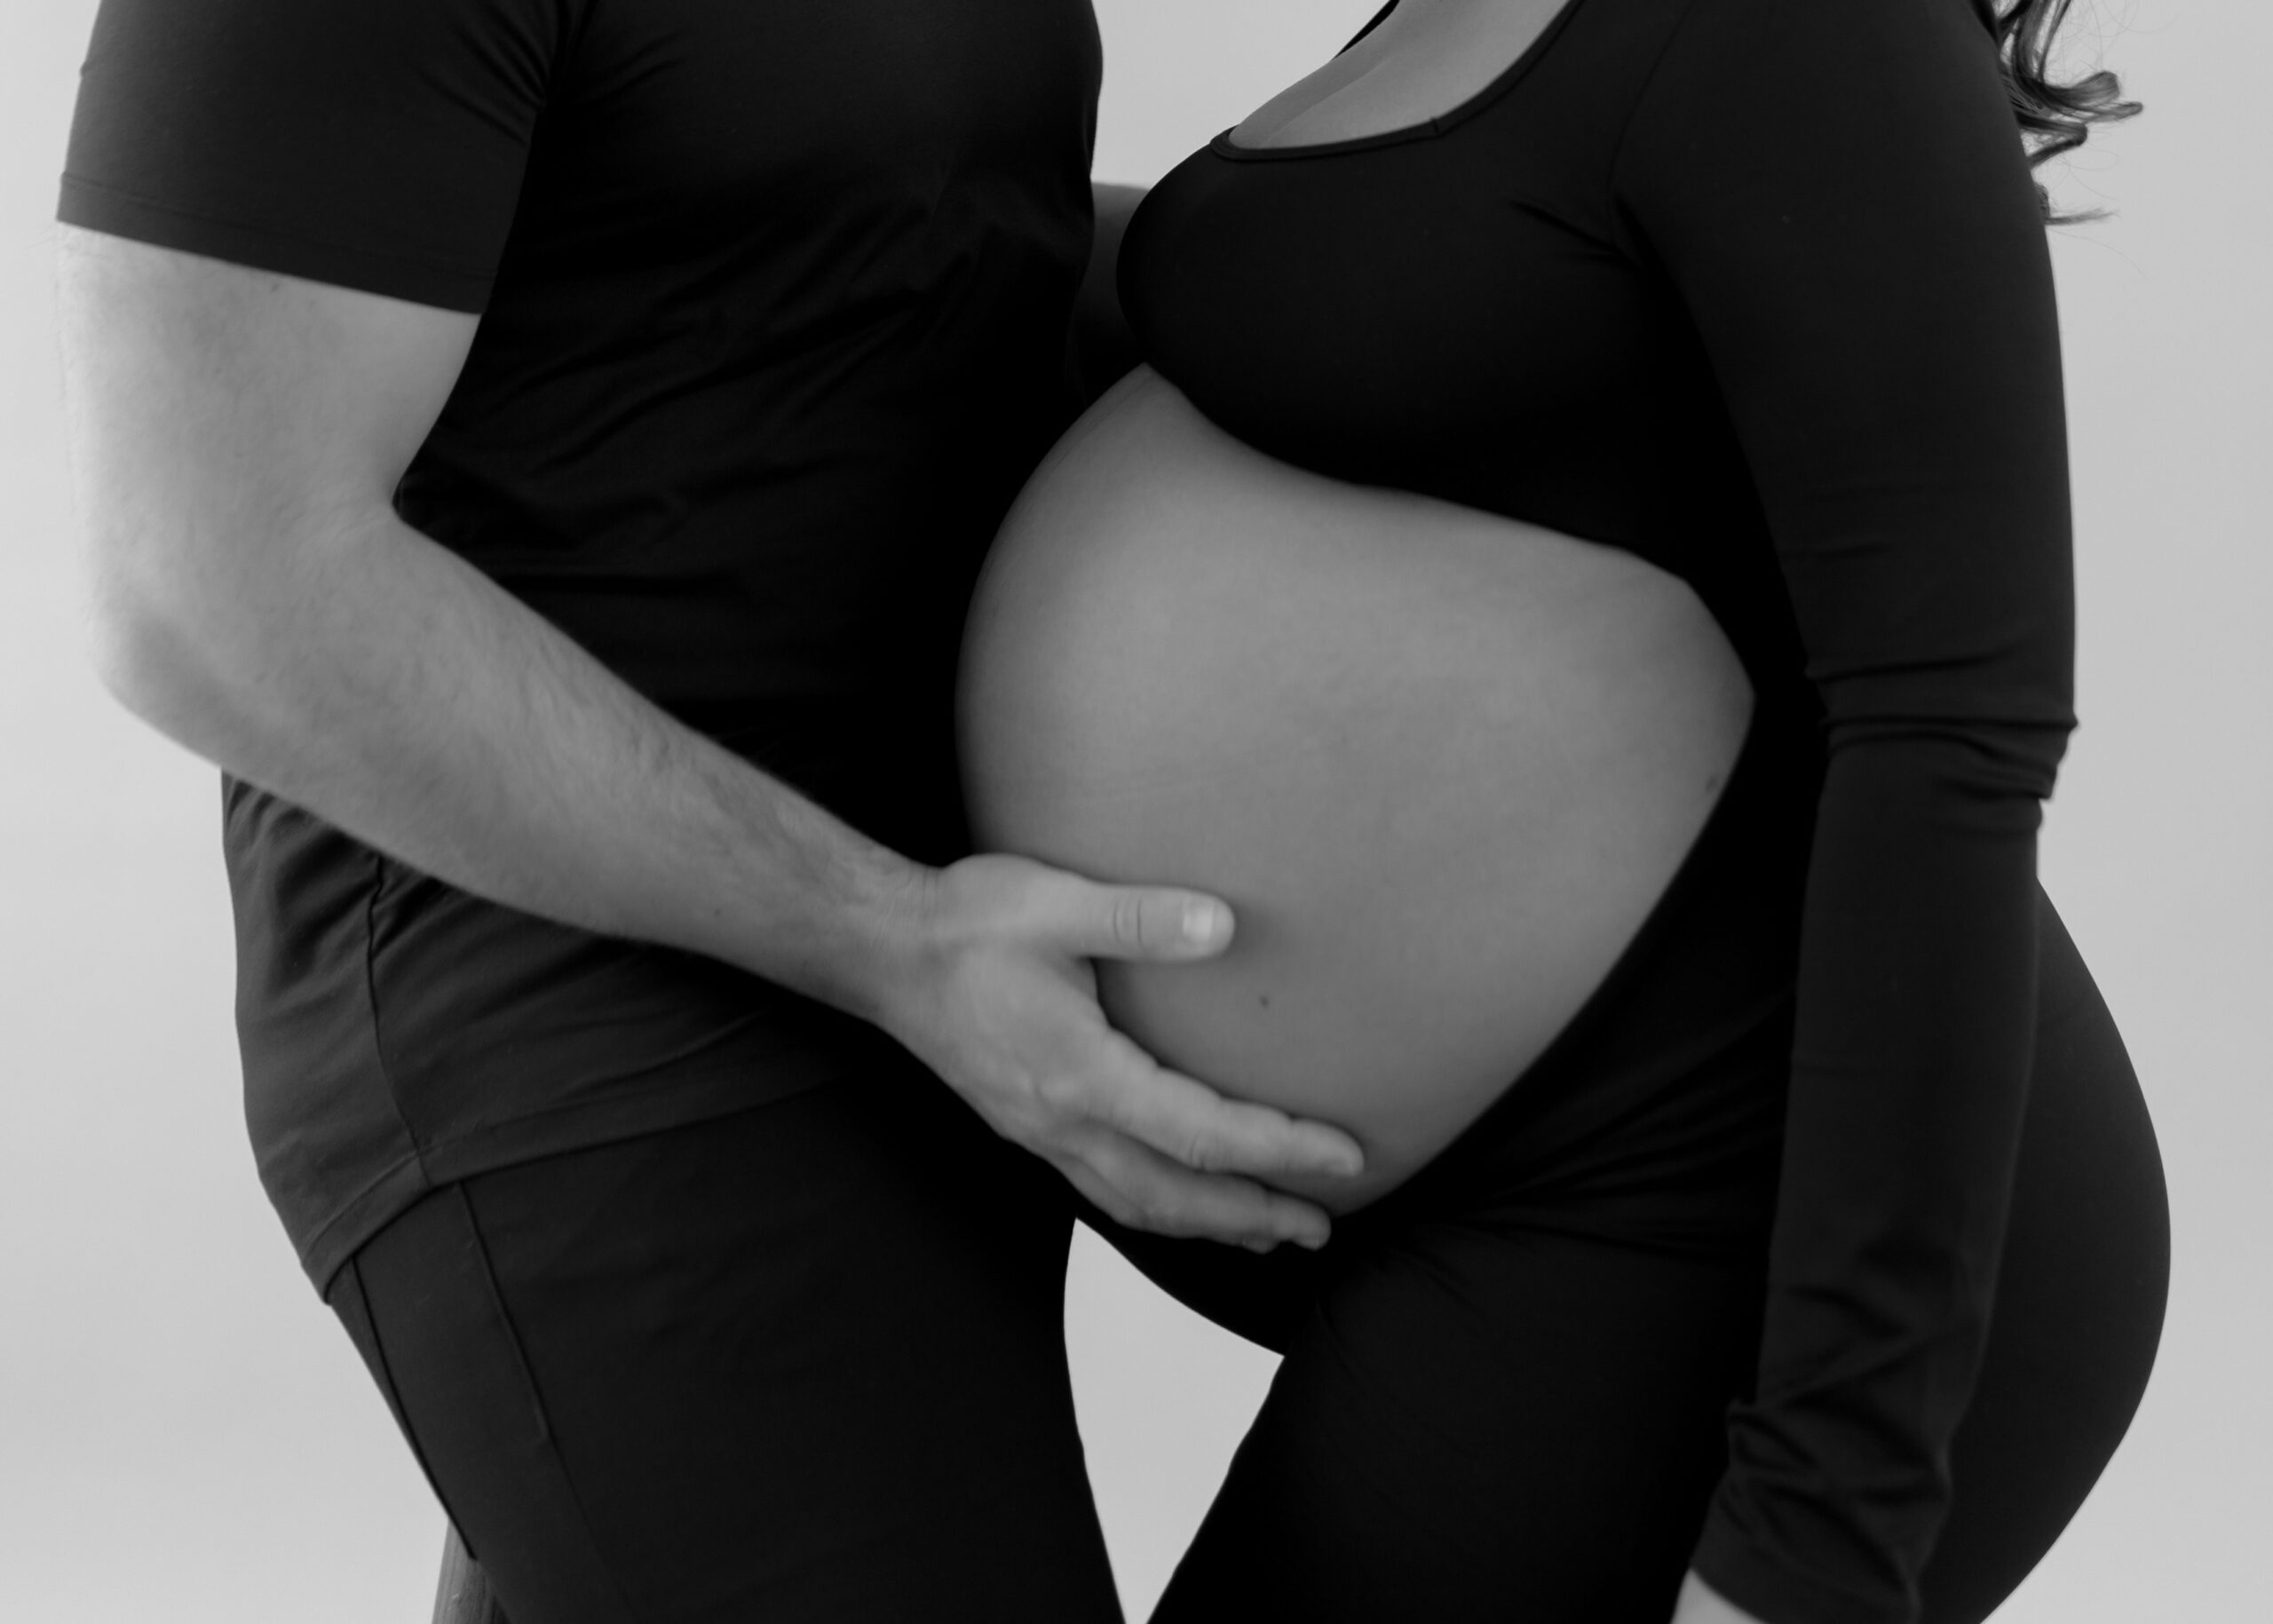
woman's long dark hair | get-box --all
[1980,0,2142,221]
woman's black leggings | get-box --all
[1088,717,2171,1623]
[1096,885,2167,1622]
[363,877,2166,1624]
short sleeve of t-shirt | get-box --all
[59,0,565,312]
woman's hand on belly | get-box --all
[867,851,1366,1251]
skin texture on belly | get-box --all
[960,368,1751,1207]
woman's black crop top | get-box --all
[1121,2,2075,1621]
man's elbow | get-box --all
[77,522,238,745]
[69,483,305,763]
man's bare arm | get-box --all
[60,228,1360,1247]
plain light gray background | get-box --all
[2,2,2264,1619]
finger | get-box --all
[1077,1040,1365,1181]
[1038,877,1236,963]
[1051,1153,1149,1234]
[1066,1129,1334,1250]
[1049,1159,1272,1253]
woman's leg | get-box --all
[1131,886,2166,1622]
[332,1052,1123,1624]
[1916,890,2170,1623]
[1147,1218,1764,1622]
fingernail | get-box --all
[1182,899,1224,946]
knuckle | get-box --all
[1122,1187,1182,1235]
[1110,891,1148,951]
[1030,1066,1085,1117]
[1178,1130,1228,1174]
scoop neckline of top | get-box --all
[1210,0,1589,163]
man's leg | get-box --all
[342,1059,1121,1624]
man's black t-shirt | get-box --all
[61,0,1104,1287]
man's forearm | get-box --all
[65,230,1364,1249]
[99,495,922,1021]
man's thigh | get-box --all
[337,1067,1121,1624]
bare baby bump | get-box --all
[958,368,1752,1208]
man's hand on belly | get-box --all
[865,852,1366,1251]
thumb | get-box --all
[1048,880,1236,963]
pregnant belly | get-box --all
[958,368,1752,1208]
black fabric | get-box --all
[434,1526,511,1624]
[357,828,2162,1624]
[333,1040,1122,1624]
[59,0,1104,1289]
[1118,0,2120,1617]
[1094,878,2165,1624]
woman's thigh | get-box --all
[330,1059,1122,1624]
[1149,1221,1766,1624]
[1135,886,2167,1624]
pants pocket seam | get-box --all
[453,1182,648,1624]
[334,1255,478,1560]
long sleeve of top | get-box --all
[1615,3,2075,1617]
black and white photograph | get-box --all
[2,1,2265,1620]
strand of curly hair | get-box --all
[1981,0,2142,221]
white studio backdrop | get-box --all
[1,2,2264,1620]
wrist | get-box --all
[816,849,943,1034]
[742,829,940,1032]
[657,745,941,1026]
